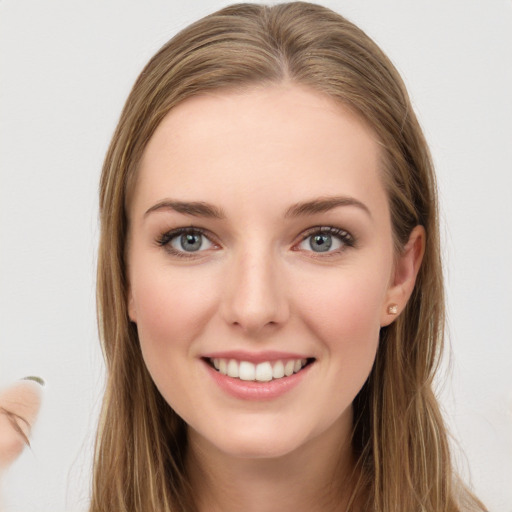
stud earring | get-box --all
[387,304,398,315]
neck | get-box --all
[185,412,359,512]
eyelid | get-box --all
[156,225,354,257]
[293,225,355,253]
[156,226,220,257]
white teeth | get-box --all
[211,358,308,382]
[239,361,256,381]
[272,360,285,379]
[284,360,295,377]
[255,362,273,382]
[227,359,239,378]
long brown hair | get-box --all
[91,3,487,511]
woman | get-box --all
[91,3,488,511]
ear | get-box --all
[380,225,425,326]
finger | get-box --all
[0,378,44,471]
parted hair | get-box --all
[91,3,487,511]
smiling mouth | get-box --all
[205,357,315,382]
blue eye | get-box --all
[158,228,214,254]
[172,232,212,252]
[298,227,353,253]
[308,233,334,252]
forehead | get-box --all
[132,84,387,219]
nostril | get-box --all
[220,263,290,332]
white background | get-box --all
[0,1,511,510]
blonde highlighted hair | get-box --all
[92,3,487,511]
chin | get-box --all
[190,418,320,461]
[218,436,304,460]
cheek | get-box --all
[131,264,219,343]
[299,265,387,333]
[129,264,219,406]
[294,265,388,377]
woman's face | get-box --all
[127,84,414,459]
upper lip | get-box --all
[201,350,313,364]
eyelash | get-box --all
[156,227,217,258]
[295,226,355,256]
[155,225,355,258]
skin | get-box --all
[127,84,424,511]
[0,379,43,472]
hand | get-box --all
[0,378,44,473]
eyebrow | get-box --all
[144,195,371,220]
[144,200,226,219]
[284,196,372,218]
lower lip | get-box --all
[203,360,313,400]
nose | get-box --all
[220,246,290,335]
